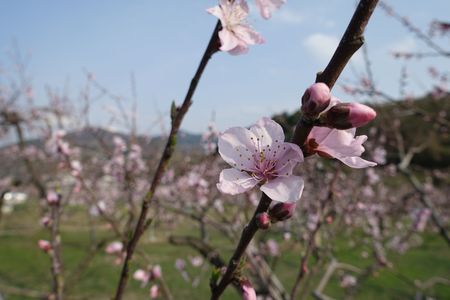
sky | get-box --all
[0,0,449,137]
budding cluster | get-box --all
[301,83,377,130]
[256,203,297,230]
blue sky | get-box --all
[1,0,449,136]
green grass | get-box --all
[0,201,449,299]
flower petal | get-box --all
[218,127,258,171]
[336,156,377,168]
[249,117,285,150]
[233,25,264,45]
[274,142,304,174]
[261,176,304,203]
[219,29,240,52]
[217,168,259,195]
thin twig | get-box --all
[112,20,221,300]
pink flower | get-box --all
[305,127,377,168]
[46,191,60,205]
[149,284,159,298]
[38,240,52,253]
[151,265,162,279]
[241,279,257,300]
[105,241,123,254]
[217,117,304,203]
[255,0,286,19]
[207,0,264,55]
[133,269,150,284]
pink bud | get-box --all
[149,284,159,299]
[256,212,271,230]
[133,269,150,283]
[301,83,331,117]
[348,103,377,127]
[46,191,60,205]
[38,240,52,253]
[151,265,162,280]
[241,279,257,300]
[324,102,376,129]
[268,202,296,222]
[40,216,52,227]
[105,241,123,254]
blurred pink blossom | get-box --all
[255,0,286,20]
[38,240,52,253]
[46,191,60,205]
[241,279,257,300]
[149,284,159,299]
[105,241,123,254]
[133,269,150,285]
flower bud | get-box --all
[324,102,376,129]
[240,279,257,300]
[149,284,159,299]
[133,269,150,283]
[268,202,296,222]
[40,216,52,227]
[151,265,162,280]
[256,212,271,229]
[46,191,60,205]
[38,240,52,253]
[301,83,331,117]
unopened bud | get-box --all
[240,279,257,300]
[268,202,296,222]
[46,191,60,205]
[38,240,52,253]
[256,212,271,230]
[301,83,331,117]
[151,265,162,280]
[323,102,376,129]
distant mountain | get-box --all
[0,127,203,153]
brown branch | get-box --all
[211,1,379,298]
[10,115,47,199]
[112,20,221,300]
[50,201,64,300]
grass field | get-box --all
[0,201,449,299]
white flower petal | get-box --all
[249,117,285,150]
[261,176,304,203]
[217,168,258,195]
[218,127,258,171]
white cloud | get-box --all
[274,9,304,24]
[388,36,416,53]
[303,33,362,66]
[304,33,339,64]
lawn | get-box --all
[0,201,449,299]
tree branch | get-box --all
[211,1,379,298]
[112,20,221,300]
